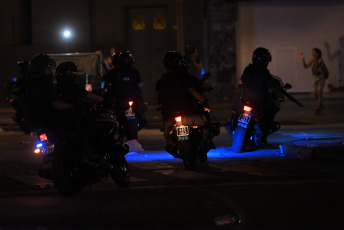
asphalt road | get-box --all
[1,94,344,229]
[1,124,344,229]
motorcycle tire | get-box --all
[198,141,209,163]
[126,118,138,140]
[179,142,198,170]
[52,148,82,196]
[110,154,130,188]
[232,126,248,153]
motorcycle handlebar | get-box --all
[281,90,304,107]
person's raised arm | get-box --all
[300,52,313,69]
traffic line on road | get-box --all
[208,163,297,177]
[153,169,221,179]
[130,162,176,170]
[9,175,54,188]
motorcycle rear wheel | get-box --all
[126,119,138,140]
[179,142,198,170]
[110,154,130,188]
[232,126,248,153]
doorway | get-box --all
[128,7,169,104]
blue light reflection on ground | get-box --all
[125,147,281,162]
[126,151,173,162]
[126,125,344,162]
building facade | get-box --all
[1,0,343,107]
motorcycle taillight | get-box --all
[244,106,252,112]
[175,116,182,123]
[128,101,133,107]
[39,133,48,141]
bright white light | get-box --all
[63,29,72,39]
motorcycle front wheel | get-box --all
[232,126,248,153]
[52,147,82,196]
[110,154,130,188]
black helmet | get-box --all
[55,61,78,84]
[30,53,56,75]
[163,51,182,70]
[118,51,134,68]
[17,60,30,76]
[252,47,272,65]
[111,52,120,67]
[56,61,78,76]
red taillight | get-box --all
[244,106,252,112]
[128,101,133,106]
[175,116,182,123]
[39,133,48,141]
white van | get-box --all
[49,52,104,92]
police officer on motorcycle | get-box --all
[55,61,107,159]
[25,54,73,133]
[154,51,211,155]
[237,47,277,142]
[103,51,147,130]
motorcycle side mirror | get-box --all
[284,83,292,89]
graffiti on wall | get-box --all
[208,0,237,100]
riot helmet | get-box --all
[111,52,120,67]
[252,47,272,66]
[29,53,56,76]
[162,51,182,70]
[17,60,30,76]
[118,51,134,68]
[55,61,78,82]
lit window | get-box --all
[132,12,146,30]
[153,12,166,30]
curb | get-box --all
[280,137,344,160]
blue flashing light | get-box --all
[201,68,205,77]
[12,77,18,82]
[36,143,43,148]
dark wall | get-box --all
[0,0,234,107]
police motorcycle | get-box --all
[8,55,130,196]
[102,51,146,141]
[164,68,220,170]
[101,83,143,141]
[166,106,220,169]
[35,101,130,196]
[226,76,304,153]
[114,97,141,140]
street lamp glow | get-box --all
[63,29,72,39]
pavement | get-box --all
[1,92,344,160]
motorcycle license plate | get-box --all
[125,109,135,119]
[238,113,251,124]
[176,125,189,137]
